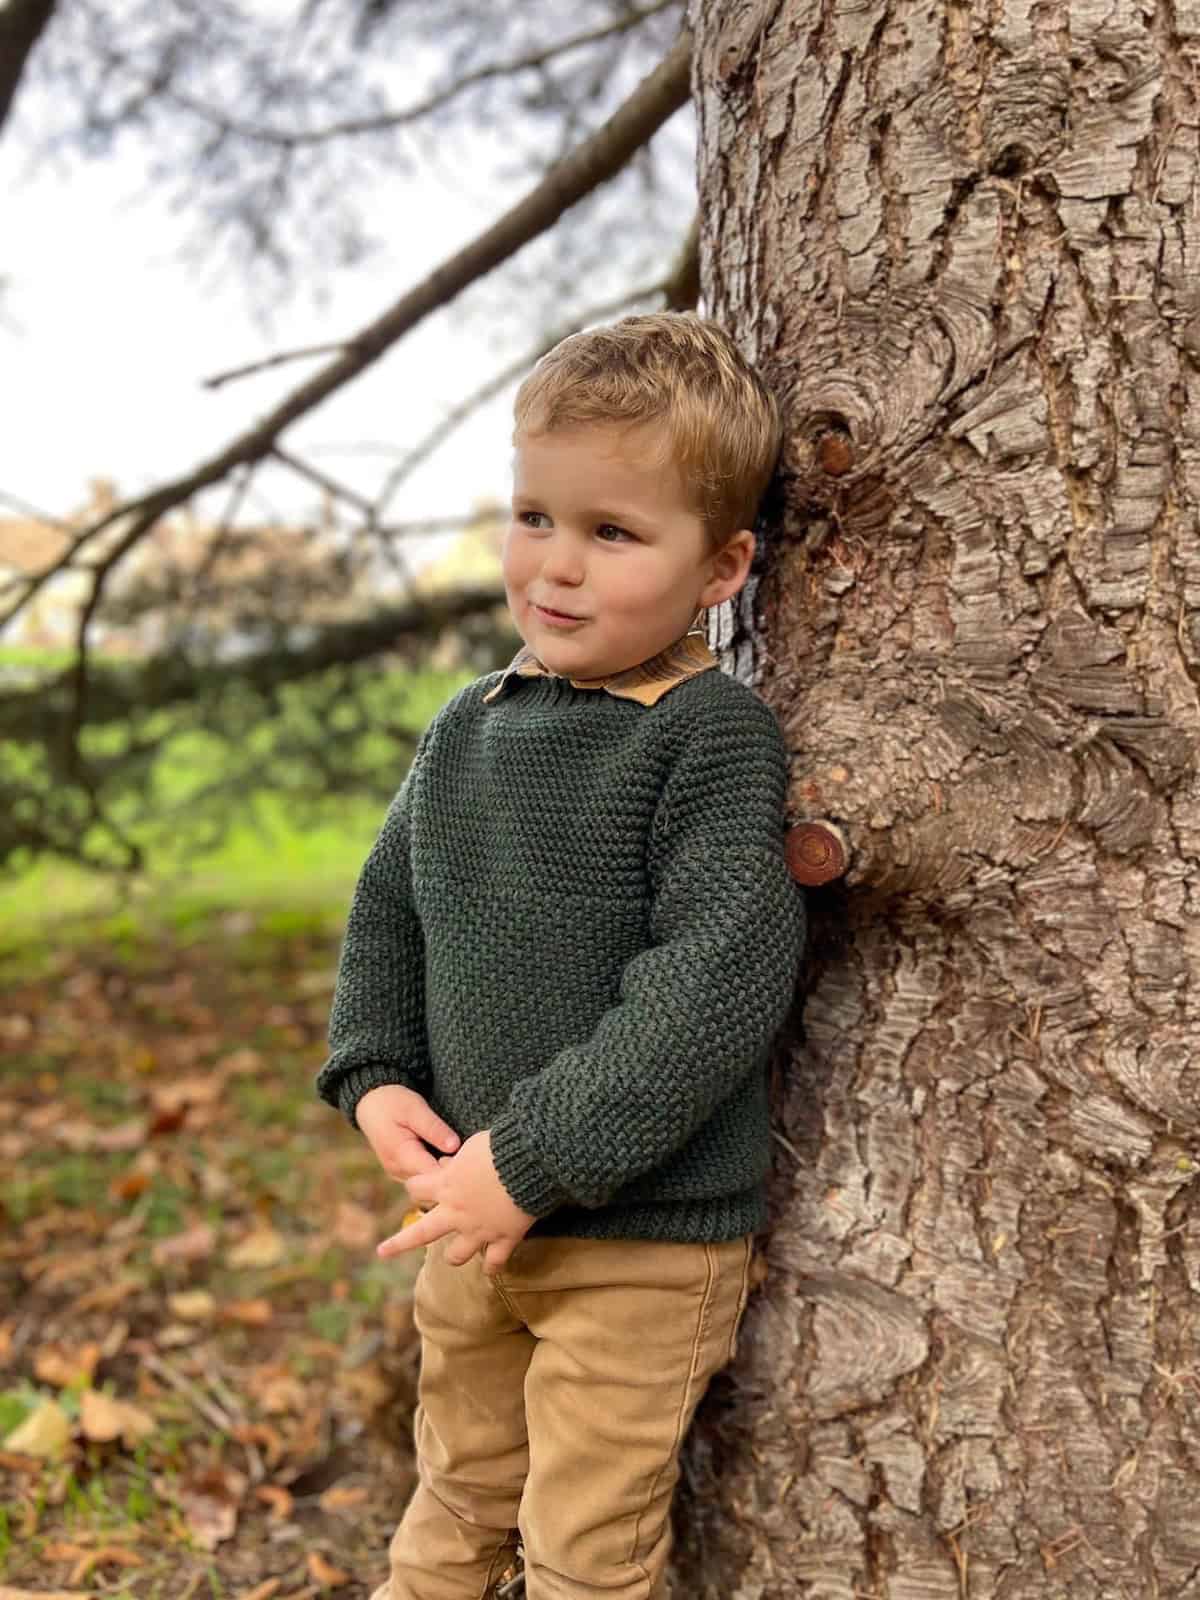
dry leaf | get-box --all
[169,1290,217,1322]
[156,1322,201,1348]
[3,1400,72,1461]
[109,1170,152,1202]
[79,1389,156,1447]
[92,1118,148,1153]
[237,1582,281,1600]
[152,1221,217,1267]
[0,1589,97,1600]
[220,1298,273,1326]
[255,1374,306,1415]
[34,1342,102,1388]
[318,1484,368,1513]
[68,1547,143,1585]
[69,1275,144,1313]
[149,1075,223,1113]
[178,1464,247,1550]
[229,1228,286,1269]
[254,1483,294,1519]
[231,1421,285,1468]
[217,1046,264,1075]
[332,1203,375,1251]
[307,1552,351,1589]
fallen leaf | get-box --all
[68,1547,143,1585]
[109,1170,152,1202]
[178,1464,247,1550]
[169,1290,217,1322]
[156,1323,201,1348]
[69,1275,145,1313]
[34,1342,102,1388]
[318,1484,368,1513]
[3,1400,72,1461]
[229,1228,286,1269]
[256,1374,307,1415]
[79,1389,156,1447]
[231,1421,285,1467]
[254,1483,294,1519]
[0,1589,97,1600]
[332,1203,375,1251]
[152,1221,217,1267]
[149,1075,223,1113]
[217,1047,264,1075]
[237,1582,281,1600]
[307,1553,351,1589]
[93,1118,148,1153]
[220,1298,274,1326]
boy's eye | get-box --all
[518,511,549,529]
[596,523,633,543]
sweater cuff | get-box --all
[336,1065,418,1129]
[490,1110,569,1218]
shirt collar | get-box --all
[482,630,717,708]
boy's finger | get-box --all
[377,1207,450,1258]
[405,1172,437,1205]
[444,1232,481,1269]
[407,1103,460,1155]
[482,1239,514,1276]
[387,1139,439,1178]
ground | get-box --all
[0,907,436,1600]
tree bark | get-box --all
[680,0,1200,1595]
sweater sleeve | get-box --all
[315,732,432,1128]
[488,689,806,1216]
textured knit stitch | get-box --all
[316,665,806,1243]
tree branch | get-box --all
[158,1,679,149]
[0,0,56,138]
[0,22,693,638]
[662,212,700,310]
[0,585,507,744]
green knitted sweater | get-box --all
[316,665,805,1242]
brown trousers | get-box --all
[373,1232,753,1600]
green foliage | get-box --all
[0,662,472,930]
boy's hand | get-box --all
[377,1130,535,1275]
[356,1085,460,1182]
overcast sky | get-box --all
[0,125,520,534]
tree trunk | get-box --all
[679,1,1200,1595]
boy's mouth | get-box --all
[533,603,586,624]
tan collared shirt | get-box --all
[482,630,717,709]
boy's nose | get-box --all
[541,538,585,585]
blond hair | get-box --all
[512,312,782,550]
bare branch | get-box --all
[269,445,375,515]
[202,342,357,391]
[0,0,56,138]
[662,212,700,310]
[158,1,678,150]
[1,24,692,636]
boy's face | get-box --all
[503,424,754,681]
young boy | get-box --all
[316,312,805,1599]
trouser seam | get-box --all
[625,1242,719,1582]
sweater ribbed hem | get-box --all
[335,1065,419,1129]
[528,1186,766,1243]
[490,1111,570,1217]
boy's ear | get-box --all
[699,529,756,609]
